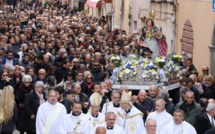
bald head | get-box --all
[148,85,158,98]
[85,53,91,63]
[202,66,209,75]
[155,99,166,112]
[209,99,215,104]
[138,90,147,102]
[139,89,146,95]
[95,126,106,134]
[38,69,46,74]
[120,86,129,94]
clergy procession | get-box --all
[0,0,215,134]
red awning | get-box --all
[86,0,102,8]
[103,0,112,3]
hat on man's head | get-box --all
[121,90,132,103]
[89,92,102,106]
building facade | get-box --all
[81,0,215,76]
[176,0,215,76]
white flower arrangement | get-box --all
[113,55,181,85]
[110,55,122,67]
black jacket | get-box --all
[202,84,215,100]
[60,98,73,114]
[80,61,92,71]
[91,70,103,82]
[16,84,35,109]
[195,109,206,120]
[206,128,215,134]
[0,79,16,91]
[54,66,68,84]
[100,95,109,112]
[2,103,18,133]
[32,76,47,84]
[190,86,200,103]
[79,93,89,114]
[194,113,213,134]
[18,90,46,132]
[81,82,93,97]
[165,101,175,115]
[133,97,154,121]
[34,63,50,75]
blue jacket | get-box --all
[1,56,16,66]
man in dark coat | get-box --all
[32,69,48,84]
[187,78,200,103]
[206,128,215,134]
[90,60,103,82]
[196,98,208,119]
[33,55,50,75]
[71,83,89,113]
[175,91,200,126]
[133,89,154,122]
[54,60,70,84]
[158,90,175,115]
[195,103,215,134]
[54,86,73,114]
[79,53,92,71]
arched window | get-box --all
[180,20,194,58]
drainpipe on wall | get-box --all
[120,0,123,28]
[208,46,215,77]
[172,0,176,53]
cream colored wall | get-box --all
[151,3,175,54]
[131,0,150,31]
[176,0,215,72]
[113,0,121,27]
[122,0,130,32]
[112,0,130,32]
[137,0,150,31]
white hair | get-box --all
[105,79,112,84]
[21,43,28,49]
[145,118,157,126]
[20,66,25,72]
[22,75,32,82]
[189,74,196,81]
[206,103,215,112]
[35,81,44,87]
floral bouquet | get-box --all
[154,57,167,68]
[110,55,122,67]
[119,60,138,79]
[170,53,182,64]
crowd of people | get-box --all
[0,0,215,134]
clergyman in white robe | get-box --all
[146,109,173,132]
[160,121,197,134]
[36,101,67,134]
[90,122,125,134]
[116,106,145,134]
[101,101,120,115]
[61,111,90,134]
[86,112,105,129]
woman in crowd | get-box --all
[13,65,23,89]
[82,72,94,97]
[18,81,46,134]
[0,86,18,134]
[16,75,34,111]
[202,74,215,99]
[0,70,16,91]
[25,67,36,80]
